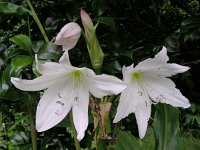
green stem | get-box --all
[27,95,37,150]
[25,0,49,43]
[163,104,168,150]
[69,111,81,150]
[27,16,31,38]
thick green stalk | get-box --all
[27,95,37,150]
[25,0,49,43]
[69,111,81,150]
[163,104,168,150]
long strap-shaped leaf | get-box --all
[153,103,180,150]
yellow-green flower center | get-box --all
[132,71,141,80]
[72,70,82,82]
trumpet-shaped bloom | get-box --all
[54,22,81,51]
[11,52,126,141]
[113,46,191,139]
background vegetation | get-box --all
[0,0,200,149]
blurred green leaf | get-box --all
[164,33,180,52]
[37,42,61,60]
[0,88,28,102]
[103,60,121,74]
[0,2,31,16]
[10,34,32,53]
[180,17,200,41]
[96,17,115,27]
[115,130,142,150]
[119,50,133,59]
[11,55,33,69]
[153,104,180,150]
[0,65,20,95]
[92,0,107,16]
[181,17,200,33]
[32,40,45,53]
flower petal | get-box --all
[142,73,191,108]
[11,73,65,91]
[122,64,134,84]
[135,46,169,71]
[72,84,89,141]
[135,100,151,139]
[151,63,189,77]
[80,9,94,33]
[36,79,73,132]
[54,22,81,51]
[113,83,136,123]
[59,51,75,69]
[135,47,189,77]
[82,68,126,98]
[35,55,68,75]
[113,78,151,139]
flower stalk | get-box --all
[27,95,37,150]
[25,0,49,43]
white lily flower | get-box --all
[11,52,126,141]
[54,22,81,51]
[113,46,191,139]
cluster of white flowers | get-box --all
[11,9,190,141]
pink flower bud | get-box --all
[54,22,81,51]
[80,9,94,32]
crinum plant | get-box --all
[1,1,191,149]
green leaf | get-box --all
[164,33,180,52]
[0,65,21,95]
[119,50,133,59]
[10,34,32,53]
[153,104,180,150]
[103,60,121,74]
[92,0,107,16]
[0,88,28,102]
[180,17,200,33]
[0,2,31,16]
[194,115,200,125]
[32,40,45,53]
[115,130,142,150]
[37,42,61,60]
[96,17,115,27]
[11,55,33,69]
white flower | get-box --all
[113,46,191,139]
[54,22,81,51]
[11,52,126,141]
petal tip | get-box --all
[77,132,85,141]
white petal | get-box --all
[142,73,191,108]
[72,84,89,141]
[135,100,151,139]
[82,68,126,98]
[113,83,137,123]
[135,47,189,77]
[113,78,152,139]
[136,47,169,71]
[36,79,73,132]
[35,55,68,75]
[59,51,75,69]
[140,63,189,77]
[11,73,65,91]
[122,64,134,84]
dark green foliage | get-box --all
[0,0,200,149]
[153,104,180,150]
